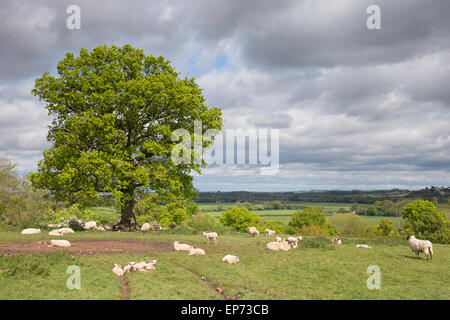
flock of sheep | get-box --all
[20,222,436,279]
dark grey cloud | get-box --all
[0,0,449,190]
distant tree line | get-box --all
[195,188,449,205]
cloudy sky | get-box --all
[1,0,449,191]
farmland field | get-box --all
[199,203,400,226]
[0,230,448,300]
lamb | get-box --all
[331,236,342,244]
[202,232,218,244]
[49,239,71,247]
[188,247,206,255]
[356,244,372,249]
[48,229,64,236]
[247,227,260,237]
[21,228,41,235]
[407,235,433,260]
[59,227,74,234]
[123,263,135,273]
[266,240,291,251]
[173,241,193,251]
[82,220,97,230]
[112,264,124,277]
[265,229,276,237]
[96,226,105,231]
[222,255,239,264]
[276,236,282,242]
[141,223,151,232]
[285,236,302,249]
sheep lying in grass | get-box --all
[82,221,97,230]
[202,232,218,244]
[188,247,206,255]
[48,229,64,236]
[331,236,342,244]
[173,241,192,251]
[222,255,239,264]
[266,240,291,251]
[141,223,151,232]
[356,244,372,249]
[285,236,302,249]
[276,236,282,242]
[123,260,158,273]
[407,235,433,260]
[59,227,74,234]
[112,264,124,276]
[247,227,260,237]
[265,229,276,236]
[49,240,71,248]
[21,228,41,235]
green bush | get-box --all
[328,213,368,237]
[288,206,337,236]
[400,200,450,244]
[220,207,260,232]
[182,213,230,234]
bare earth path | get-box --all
[0,240,174,255]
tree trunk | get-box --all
[115,191,137,231]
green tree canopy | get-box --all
[220,207,260,232]
[30,44,222,228]
[401,200,449,243]
[328,213,368,237]
[288,206,338,235]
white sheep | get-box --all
[356,244,372,249]
[266,240,291,251]
[173,241,192,251]
[82,221,97,230]
[112,264,124,277]
[188,247,206,255]
[141,223,151,232]
[21,228,41,235]
[123,263,134,273]
[202,232,218,244]
[285,236,302,248]
[407,235,433,260]
[331,236,342,244]
[276,236,282,242]
[59,227,74,234]
[247,227,260,237]
[48,229,64,236]
[265,229,276,237]
[222,255,239,264]
[49,239,71,247]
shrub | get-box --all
[400,200,450,244]
[288,206,337,235]
[328,213,368,237]
[220,207,260,232]
[298,225,330,236]
[183,213,230,234]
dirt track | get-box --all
[0,240,174,255]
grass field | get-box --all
[0,231,448,300]
[199,203,400,226]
